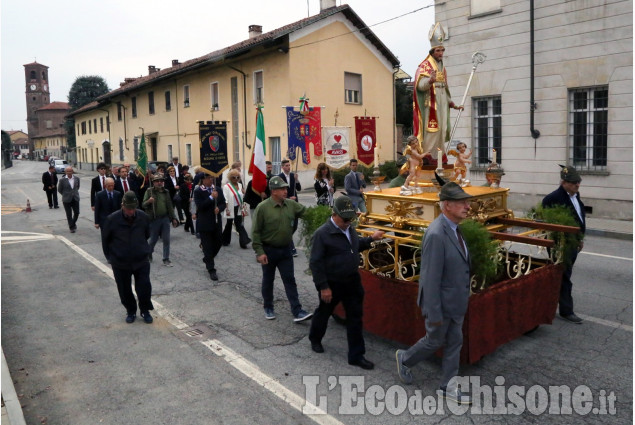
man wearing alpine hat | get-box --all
[395,181,473,405]
[542,164,586,324]
[308,195,384,370]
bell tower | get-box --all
[24,62,50,144]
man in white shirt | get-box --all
[542,165,586,324]
[57,166,81,233]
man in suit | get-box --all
[542,165,586,324]
[42,165,59,209]
[91,163,108,211]
[344,159,367,213]
[194,173,226,281]
[94,178,122,230]
[395,182,473,405]
[114,165,136,197]
[278,159,301,256]
[57,166,81,233]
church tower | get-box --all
[24,62,50,148]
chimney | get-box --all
[320,0,336,11]
[148,65,157,74]
[248,25,262,39]
[172,59,180,66]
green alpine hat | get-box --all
[439,182,472,201]
[122,191,138,209]
[332,196,357,220]
[268,176,289,190]
[559,164,581,183]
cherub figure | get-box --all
[448,142,472,182]
[400,135,424,195]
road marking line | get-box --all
[576,314,632,332]
[203,339,342,425]
[580,251,632,261]
[54,233,340,422]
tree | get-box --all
[68,75,109,110]
[66,75,109,148]
[395,78,413,133]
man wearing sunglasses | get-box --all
[308,195,384,370]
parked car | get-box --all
[48,156,60,165]
[148,161,169,174]
[53,159,69,174]
[41,155,50,162]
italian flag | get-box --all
[248,106,267,194]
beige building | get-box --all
[7,130,29,155]
[69,1,400,186]
[435,0,633,219]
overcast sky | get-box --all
[1,0,435,132]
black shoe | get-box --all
[311,342,324,353]
[209,270,218,281]
[140,311,153,324]
[348,357,374,370]
[222,243,230,247]
[49,206,53,209]
[191,231,196,235]
[560,313,583,324]
[54,206,59,209]
[125,313,136,324]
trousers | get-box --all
[149,216,171,260]
[261,244,302,315]
[112,262,153,314]
[402,316,464,388]
[309,273,365,362]
[63,199,80,229]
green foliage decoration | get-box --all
[458,219,501,289]
[527,204,583,266]
[299,205,333,261]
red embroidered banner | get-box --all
[354,116,376,166]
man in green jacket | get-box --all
[251,176,313,322]
[143,174,179,267]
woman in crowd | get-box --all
[179,174,196,235]
[165,166,185,223]
[314,162,335,206]
[222,169,251,248]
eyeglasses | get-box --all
[230,176,239,179]
[342,218,353,223]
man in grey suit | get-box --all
[58,166,81,233]
[395,181,473,405]
[344,159,367,213]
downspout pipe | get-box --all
[530,0,540,141]
[227,65,250,182]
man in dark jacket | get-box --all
[194,173,226,281]
[308,195,384,370]
[101,191,154,324]
[94,178,122,230]
[90,163,108,211]
[41,164,58,208]
[542,165,586,324]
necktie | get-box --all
[102,176,105,189]
[123,180,129,192]
[456,228,466,257]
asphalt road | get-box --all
[1,160,632,424]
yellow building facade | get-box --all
[69,4,400,185]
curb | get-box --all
[586,228,633,241]
[1,347,27,425]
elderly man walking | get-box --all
[143,174,179,266]
[251,176,312,322]
[101,191,154,324]
[58,166,80,233]
[395,182,473,405]
[308,196,384,369]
